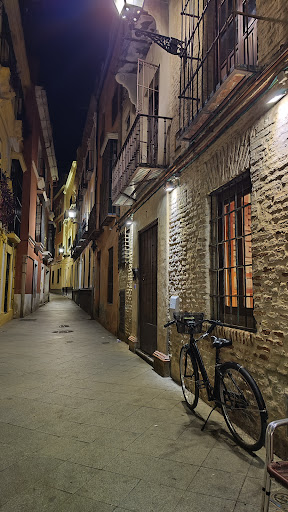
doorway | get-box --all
[139,221,158,355]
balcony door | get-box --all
[139,222,157,356]
[147,70,159,165]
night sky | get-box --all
[22,0,115,181]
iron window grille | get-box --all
[179,0,257,132]
[118,229,130,268]
[210,172,255,330]
[112,86,119,126]
[9,159,22,238]
[100,139,119,226]
[107,247,114,304]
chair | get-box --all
[261,418,288,511]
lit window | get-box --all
[210,172,254,329]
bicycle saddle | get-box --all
[211,336,232,348]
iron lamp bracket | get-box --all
[134,28,186,58]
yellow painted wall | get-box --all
[0,229,18,327]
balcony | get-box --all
[71,205,99,259]
[8,207,21,239]
[112,114,171,206]
[179,0,257,140]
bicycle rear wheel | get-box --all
[179,345,199,410]
[219,361,267,451]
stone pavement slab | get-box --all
[0,294,278,511]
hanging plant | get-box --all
[0,172,15,230]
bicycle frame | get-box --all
[188,334,223,405]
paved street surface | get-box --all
[0,294,279,511]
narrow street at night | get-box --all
[0,0,288,510]
[0,294,280,512]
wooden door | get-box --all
[139,222,157,355]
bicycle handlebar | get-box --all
[206,319,223,334]
[164,320,175,328]
[164,316,223,333]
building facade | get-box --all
[110,0,287,454]
[71,97,98,318]
[13,84,58,317]
[62,0,288,454]
[50,162,77,295]
[0,0,58,323]
[0,1,58,324]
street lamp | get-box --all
[113,0,186,57]
[67,209,77,219]
[114,0,144,16]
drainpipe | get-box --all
[20,255,27,318]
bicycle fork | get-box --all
[201,361,223,431]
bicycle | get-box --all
[164,312,268,452]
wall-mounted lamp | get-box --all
[126,218,133,226]
[267,69,288,105]
[68,209,77,219]
[59,247,64,254]
[267,90,287,105]
[165,182,175,193]
[164,175,180,192]
[113,0,186,57]
[114,0,143,16]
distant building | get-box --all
[50,162,77,296]
[0,0,58,324]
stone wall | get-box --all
[118,225,134,343]
[168,94,288,455]
[257,0,288,66]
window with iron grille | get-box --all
[9,159,22,238]
[179,0,257,133]
[100,139,119,225]
[107,247,113,304]
[210,172,255,330]
[112,86,119,126]
[118,229,130,268]
[35,202,42,243]
[88,249,91,288]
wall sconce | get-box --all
[113,0,186,57]
[165,182,175,192]
[59,247,64,254]
[165,175,180,192]
[267,90,287,104]
[68,209,77,219]
[114,0,144,16]
[126,218,133,226]
[267,69,288,105]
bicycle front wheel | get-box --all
[219,362,267,451]
[179,345,199,410]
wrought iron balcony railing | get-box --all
[112,114,171,206]
[71,205,99,259]
[179,0,257,140]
